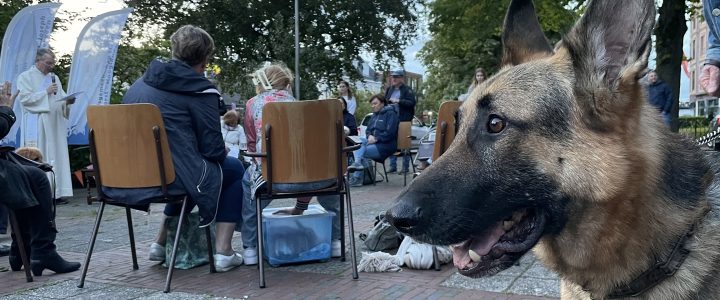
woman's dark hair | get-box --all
[339,80,353,99]
[339,97,349,113]
[368,94,387,105]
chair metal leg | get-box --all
[205,227,216,273]
[164,198,188,293]
[381,161,388,182]
[256,195,266,288]
[344,179,359,280]
[125,207,139,270]
[78,201,106,288]
[8,211,32,282]
[340,184,346,262]
[432,246,441,271]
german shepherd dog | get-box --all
[387,0,720,299]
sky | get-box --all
[51,0,125,54]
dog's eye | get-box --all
[487,115,506,133]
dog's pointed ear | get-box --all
[562,0,655,91]
[501,0,554,67]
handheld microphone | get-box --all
[50,73,56,95]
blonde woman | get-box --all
[240,63,343,265]
[459,67,487,101]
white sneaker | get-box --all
[214,252,243,272]
[149,242,165,261]
[331,240,342,258]
[243,248,258,265]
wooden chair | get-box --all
[433,101,462,161]
[78,104,216,293]
[243,100,360,288]
[7,210,32,282]
[410,101,462,272]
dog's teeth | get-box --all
[503,221,514,231]
[469,250,481,262]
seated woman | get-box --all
[109,25,245,272]
[240,63,343,265]
[349,94,399,187]
[221,110,247,159]
[0,81,80,275]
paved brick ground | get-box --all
[0,169,559,299]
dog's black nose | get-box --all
[386,198,424,233]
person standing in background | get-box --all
[384,69,415,174]
[338,80,356,116]
[459,67,487,101]
[16,49,75,204]
[646,70,673,127]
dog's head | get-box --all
[387,0,656,278]
[15,146,44,163]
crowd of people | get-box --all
[0,19,424,274]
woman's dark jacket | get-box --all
[366,105,399,159]
[344,111,358,136]
[0,106,40,209]
[104,59,225,226]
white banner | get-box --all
[66,8,133,139]
[0,3,61,146]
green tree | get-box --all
[419,0,577,112]
[124,0,424,100]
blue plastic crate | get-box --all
[262,204,335,266]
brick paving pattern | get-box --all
[0,169,559,299]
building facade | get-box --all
[690,9,719,118]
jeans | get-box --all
[164,156,245,223]
[352,137,384,180]
[662,112,672,127]
[240,169,342,249]
[389,154,410,172]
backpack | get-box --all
[360,214,403,251]
[362,161,376,185]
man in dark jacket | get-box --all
[0,81,80,274]
[349,94,399,186]
[385,70,415,174]
[647,70,673,127]
[106,25,245,272]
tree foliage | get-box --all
[419,0,578,111]
[124,0,424,101]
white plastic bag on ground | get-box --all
[395,236,452,270]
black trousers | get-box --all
[10,164,56,259]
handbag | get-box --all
[162,212,215,269]
[360,214,403,251]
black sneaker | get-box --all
[0,244,9,257]
[54,198,69,205]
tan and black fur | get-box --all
[387,0,720,299]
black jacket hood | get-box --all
[143,59,215,94]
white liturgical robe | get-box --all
[17,65,73,198]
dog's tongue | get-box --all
[452,221,506,269]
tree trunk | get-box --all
[655,0,687,132]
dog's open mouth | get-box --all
[451,208,545,277]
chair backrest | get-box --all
[433,101,462,161]
[87,104,175,188]
[261,100,344,184]
[397,121,412,150]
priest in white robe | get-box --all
[16,49,75,199]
